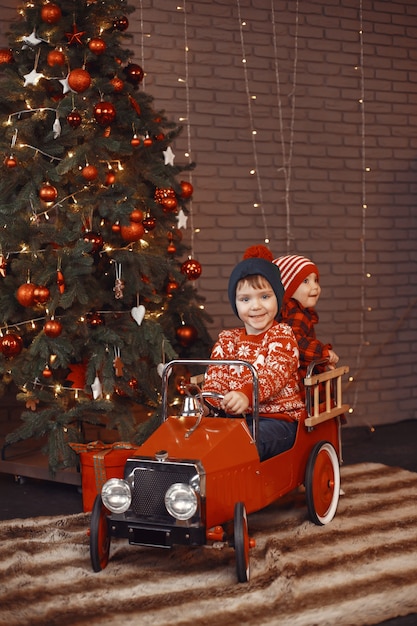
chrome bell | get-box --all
[181,395,203,417]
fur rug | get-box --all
[1,462,417,626]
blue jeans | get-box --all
[245,416,298,461]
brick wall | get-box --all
[1,0,416,428]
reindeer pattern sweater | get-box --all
[203,321,306,421]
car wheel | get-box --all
[234,501,250,583]
[305,440,340,526]
[90,494,111,572]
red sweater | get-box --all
[203,321,305,422]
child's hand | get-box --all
[327,349,339,367]
[221,391,249,415]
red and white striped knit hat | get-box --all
[273,255,319,300]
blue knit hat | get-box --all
[228,248,284,319]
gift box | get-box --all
[70,441,139,512]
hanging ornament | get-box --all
[42,365,53,378]
[47,48,65,67]
[131,304,145,326]
[176,208,188,229]
[39,183,58,204]
[166,279,179,297]
[120,221,144,242]
[4,155,18,168]
[0,49,13,64]
[161,196,178,213]
[180,180,194,198]
[66,23,86,46]
[83,231,103,253]
[113,262,124,299]
[40,3,62,24]
[81,164,98,181]
[113,16,129,31]
[0,333,23,358]
[68,68,91,93]
[53,114,61,139]
[87,311,104,327]
[124,63,144,85]
[111,221,120,232]
[113,347,124,377]
[93,101,116,125]
[142,215,156,231]
[91,375,102,400]
[128,377,138,391]
[143,134,153,147]
[23,67,43,87]
[130,134,140,147]
[33,285,50,304]
[110,76,124,92]
[163,146,175,166]
[129,209,144,223]
[181,258,202,280]
[176,324,198,348]
[154,187,176,204]
[0,255,8,277]
[66,363,86,389]
[44,318,63,338]
[105,169,116,185]
[66,110,82,128]
[16,282,36,307]
[88,37,106,55]
[56,268,65,294]
[167,233,176,254]
[128,94,141,116]
[22,30,43,47]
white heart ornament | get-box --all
[157,363,165,377]
[131,305,145,326]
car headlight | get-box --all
[101,478,132,514]
[164,482,198,520]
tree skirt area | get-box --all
[1,462,417,626]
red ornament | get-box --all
[181,258,202,280]
[44,319,63,338]
[66,23,86,46]
[130,209,144,223]
[68,68,91,93]
[0,333,23,358]
[88,37,106,55]
[113,16,129,31]
[93,101,116,125]
[81,164,98,181]
[131,135,140,147]
[41,3,62,24]
[167,242,176,254]
[176,324,198,348]
[0,49,13,64]
[180,180,194,199]
[128,377,138,390]
[66,110,82,128]
[161,196,178,213]
[142,216,156,231]
[33,285,50,304]
[155,187,176,203]
[83,231,103,253]
[111,221,121,233]
[16,282,36,307]
[4,155,17,168]
[56,269,65,294]
[87,312,104,327]
[124,63,144,85]
[105,169,116,185]
[120,222,145,242]
[47,49,65,67]
[39,183,58,203]
[143,136,153,147]
[128,94,141,116]
[42,366,53,378]
[166,280,179,295]
[110,76,124,93]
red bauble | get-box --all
[166,280,179,295]
[93,101,116,125]
[47,49,66,67]
[143,136,153,147]
[83,231,103,253]
[111,222,121,233]
[181,258,202,280]
[0,333,23,358]
[4,155,17,168]
[39,183,58,203]
[167,242,176,254]
[110,76,124,92]
[176,324,198,348]
[66,110,82,128]
[88,37,106,55]
[120,222,145,242]
[0,49,13,64]
[161,197,178,213]
[154,187,175,203]
[16,282,36,307]
[41,3,62,24]
[124,63,144,85]
[130,209,144,223]
[180,180,194,198]
[142,215,156,231]
[42,366,53,378]
[44,319,63,338]
[105,170,116,185]
[81,164,98,181]
[128,377,138,390]
[130,135,140,147]
[33,285,50,304]
[113,16,129,31]
[68,68,91,93]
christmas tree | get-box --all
[0,0,212,474]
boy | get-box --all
[273,254,339,382]
[203,250,306,461]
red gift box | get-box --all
[70,441,139,512]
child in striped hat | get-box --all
[273,254,339,382]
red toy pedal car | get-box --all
[89,359,349,582]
